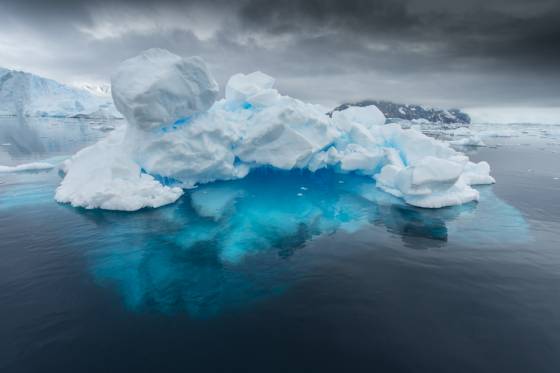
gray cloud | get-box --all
[0,0,559,108]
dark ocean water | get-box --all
[1,118,560,372]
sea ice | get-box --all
[0,162,54,173]
[449,135,486,147]
[56,49,495,211]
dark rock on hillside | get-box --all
[332,100,470,124]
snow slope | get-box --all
[56,49,494,211]
[0,67,120,118]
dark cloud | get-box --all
[239,0,418,34]
[0,0,559,108]
[239,0,560,69]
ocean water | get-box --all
[1,117,560,372]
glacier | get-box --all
[55,48,495,211]
[0,67,120,118]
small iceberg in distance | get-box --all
[0,161,54,173]
[55,48,495,211]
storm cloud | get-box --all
[0,0,559,108]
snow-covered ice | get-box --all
[56,49,495,211]
[448,128,486,147]
[0,162,54,173]
[111,49,218,131]
[449,136,485,147]
[55,126,183,211]
[0,67,120,118]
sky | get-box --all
[0,0,559,111]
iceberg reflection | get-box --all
[75,169,530,316]
[0,116,110,162]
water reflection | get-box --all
[0,117,532,317]
[0,117,112,163]
[72,169,530,316]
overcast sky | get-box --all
[1,0,559,109]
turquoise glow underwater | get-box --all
[0,167,530,317]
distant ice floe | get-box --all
[56,49,495,211]
[447,128,486,147]
[415,120,560,149]
[0,162,54,173]
[465,106,560,125]
[450,138,485,147]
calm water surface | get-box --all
[1,118,560,372]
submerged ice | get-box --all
[1,152,529,316]
[56,49,494,211]
[79,170,527,315]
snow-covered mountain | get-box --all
[75,83,111,97]
[332,100,471,124]
[0,67,120,118]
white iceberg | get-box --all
[111,49,218,131]
[0,161,54,173]
[56,49,495,211]
[55,126,183,211]
[0,67,120,118]
[449,136,486,147]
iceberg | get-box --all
[55,49,495,211]
[449,135,485,147]
[111,49,219,131]
[0,67,120,118]
[55,126,183,211]
[0,161,54,173]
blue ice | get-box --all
[70,169,531,316]
[0,166,532,317]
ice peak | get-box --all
[110,49,219,131]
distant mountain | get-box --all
[0,67,120,118]
[332,100,471,124]
[75,83,112,97]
